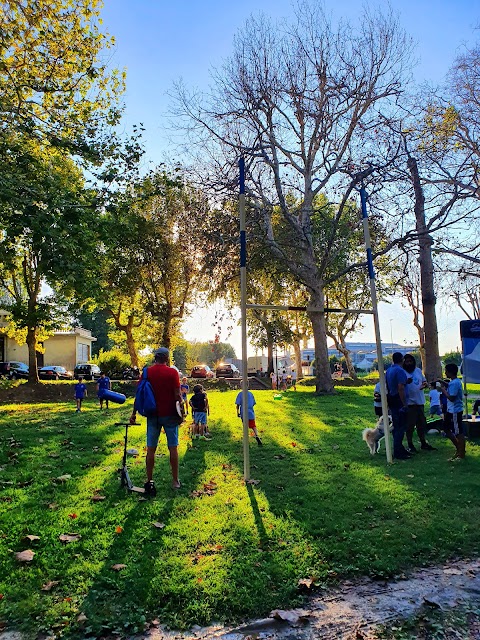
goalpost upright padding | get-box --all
[239,160,393,478]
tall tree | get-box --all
[174,4,413,393]
[0,141,98,381]
[0,0,123,160]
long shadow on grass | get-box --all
[253,388,480,579]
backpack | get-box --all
[134,367,157,417]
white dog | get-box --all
[362,415,393,454]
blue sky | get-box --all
[100,0,478,355]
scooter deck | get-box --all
[131,486,145,494]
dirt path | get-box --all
[144,559,480,639]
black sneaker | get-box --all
[394,452,412,460]
[421,443,437,451]
[255,436,263,446]
[406,445,418,453]
[144,481,156,497]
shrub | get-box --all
[92,349,131,378]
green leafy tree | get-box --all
[0,142,98,382]
[442,350,462,366]
[0,0,124,158]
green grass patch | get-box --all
[1,387,480,637]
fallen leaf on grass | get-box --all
[274,454,286,460]
[16,479,33,488]
[411,533,417,539]
[0,594,3,600]
[290,442,297,447]
[246,479,260,485]
[91,494,106,502]
[48,503,58,510]
[15,550,35,562]
[77,613,87,624]
[115,526,123,534]
[59,534,81,543]
[111,564,127,571]
[68,513,78,519]
[407,474,415,478]
[153,522,165,529]
[22,535,40,543]
[41,581,59,592]
[54,474,71,483]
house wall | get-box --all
[4,332,94,372]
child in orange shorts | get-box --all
[235,387,262,446]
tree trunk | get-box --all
[267,336,274,375]
[161,306,173,349]
[293,337,303,380]
[308,290,334,394]
[26,327,39,384]
[407,157,442,382]
[125,318,139,368]
[339,334,357,379]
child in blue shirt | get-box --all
[441,363,465,460]
[74,377,87,412]
[97,372,111,409]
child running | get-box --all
[189,384,211,440]
[441,363,465,460]
[235,385,263,446]
[74,377,87,412]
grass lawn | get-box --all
[1,385,480,637]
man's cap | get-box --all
[153,347,169,357]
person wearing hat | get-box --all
[130,347,183,495]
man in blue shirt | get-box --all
[441,363,465,460]
[385,352,411,460]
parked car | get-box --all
[0,361,29,380]
[216,363,241,378]
[190,365,214,379]
[74,363,101,380]
[39,366,73,380]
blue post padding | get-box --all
[240,230,246,267]
[98,389,126,404]
[360,187,368,219]
[239,157,245,194]
[366,247,375,280]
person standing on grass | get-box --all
[441,363,465,461]
[74,377,87,412]
[429,382,443,417]
[130,347,183,495]
[403,354,436,453]
[189,384,211,440]
[385,352,411,460]
[97,372,111,410]
[270,370,277,390]
[291,368,297,391]
[235,384,263,446]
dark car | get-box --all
[191,365,214,379]
[74,363,101,380]
[39,366,73,380]
[0,361,29,380]
[216,363,240,378]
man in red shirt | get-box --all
[130,347,183,495]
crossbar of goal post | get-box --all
[239,159,393,481]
